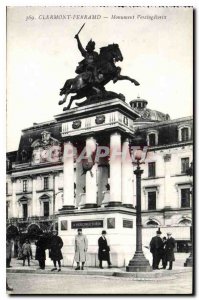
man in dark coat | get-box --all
[35,235,47,270]
[160,236,167,269]
[150,229,164,270]
[49,230,63,272]
[165,232,175,270]
[6,236,13,268]
[98,230,112,269]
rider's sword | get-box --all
[76,23,85,35]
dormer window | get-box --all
[149,134,156,146]
[147,130,158,146]
[178,125,191,142]
[181,128,189,141]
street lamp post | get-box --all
[126,136,152,272]
[184,162,193,267]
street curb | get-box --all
[113,268,192,278]
[7,267,192,279]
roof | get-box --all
[130,97,170,122]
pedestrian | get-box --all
[35,235,47,270]
[74,228,88,270]
[165,232,175,270]
[6,236,13,268]
[17,239,23,260]
[22,239,32,266]
[98,230,112,269]
[49,229,63,272]
[149,229,163,270]
[160,236,167,269]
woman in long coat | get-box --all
[98,230,111,269]
[49,230,63,272]
[165,232,175,270]
[74,229,88,270]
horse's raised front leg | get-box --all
[58,92,69,105]
[116,74,140,86]
[63,95,77,111]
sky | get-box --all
[7,6,193,151]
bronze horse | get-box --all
[59,43,139,111]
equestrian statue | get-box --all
[59,24,140,111]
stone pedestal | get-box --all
[58,207,136,267]
[55,99,141,267]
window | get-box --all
[181,128,189,142]
[179,219,191,226]
[181,188,190,208]
[148,191,156,210]
[148,162,156,177]
[44,177,49,190]
[181,158,189,174]
[23,180,27,192]
[6,159,10,170]
[146,220,159,226]
[178,125,191,142]
[43,202,49,217]
[148,134,156,146]
[22,203,28,219]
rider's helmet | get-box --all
[86,39,95,52]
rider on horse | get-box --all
[59,27,140,110]
[74,34,100,83]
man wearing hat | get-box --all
[74,229,88,270]
[150,229,164,270]
[165,232,175,270]
[98,230,112,269]
[35,234,47,270]
[6,235,13,268]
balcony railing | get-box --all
[12,162,31,169]
[7,215,56,224]
[12,160,63,170]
